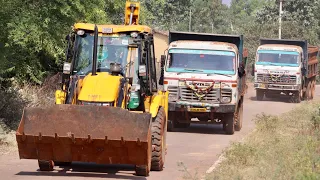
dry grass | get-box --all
[208,101,320,180]
[0,74,60,153]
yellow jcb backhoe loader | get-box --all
[15,0,168,177]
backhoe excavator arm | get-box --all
[125,0,140,25]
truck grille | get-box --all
[180,86,220,103]
[167,85,232,103]
[257,73,296,84]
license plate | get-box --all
[259,83,266,88]
[189,108,207,112]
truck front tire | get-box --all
[256,89,264,101]
[235,103,243,131]
[224,113,235,135]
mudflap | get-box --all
[16,104,152,166]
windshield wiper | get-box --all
[183,68,204,72]
[207,73,232,77]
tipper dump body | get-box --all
[16,105,152,166]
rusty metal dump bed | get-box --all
[16,104,152,166]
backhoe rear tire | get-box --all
[38,160,54,171]
[151,107,166,171]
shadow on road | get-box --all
[249,96,292,103]
[169,124,227,135]
[16,163,147,179]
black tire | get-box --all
[135,165,150,176]
[256,90,264,101]
[54,161,71,166]
[38,160,54,171]
[167,112,189,131]
[235,103,243,131]
[224,113,235,135]
[307,81,312,100]
[151,107,166,171]
[290,89,302,103]
[311,80,315,99]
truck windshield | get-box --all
[257,50,299,67]
[167,49,235,74]
[72,33,130,75]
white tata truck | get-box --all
[160,31,248,135]
[252,38,319,103]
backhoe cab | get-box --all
[16,0,168,177]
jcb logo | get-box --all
[88,94,100,101]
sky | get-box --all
[222,0,231,6]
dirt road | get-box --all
[1,84,319,180]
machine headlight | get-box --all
[130,32,138,38]
[257,77,263,82]
[221,97,231,103]
[77,30,85,36]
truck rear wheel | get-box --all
[311,80,316,99]
[235,103,243,131]
[307,81,312,100]
[151,107,166,171]
[256,90,264,101]
[38,160,54,171]
[224,113,235,135]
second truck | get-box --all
[252,38,319,102]
[161,31,248,135]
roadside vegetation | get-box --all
[208,101,320,180]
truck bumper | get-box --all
[254,83,300,91]
[168,101,236,113]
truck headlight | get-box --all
[221,97,231,103]
[168,94,178,102]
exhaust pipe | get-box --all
[129,6,135,25]
[92,24,98,76]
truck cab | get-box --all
[161,31,248,134]
[252,38,319,102]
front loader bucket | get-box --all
[16,104,152,167]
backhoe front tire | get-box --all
[38,160,54,171]
[151,107,166,171]
[135,165,150,177]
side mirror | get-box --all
[127,77,133,85]
[63,62,71,74]
[159,55,166,85]
[251,64,255,76]
[160,55,166,67]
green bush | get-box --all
[208,101,320,180]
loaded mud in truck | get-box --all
[252,38,319,103]
[161,31,248,135]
